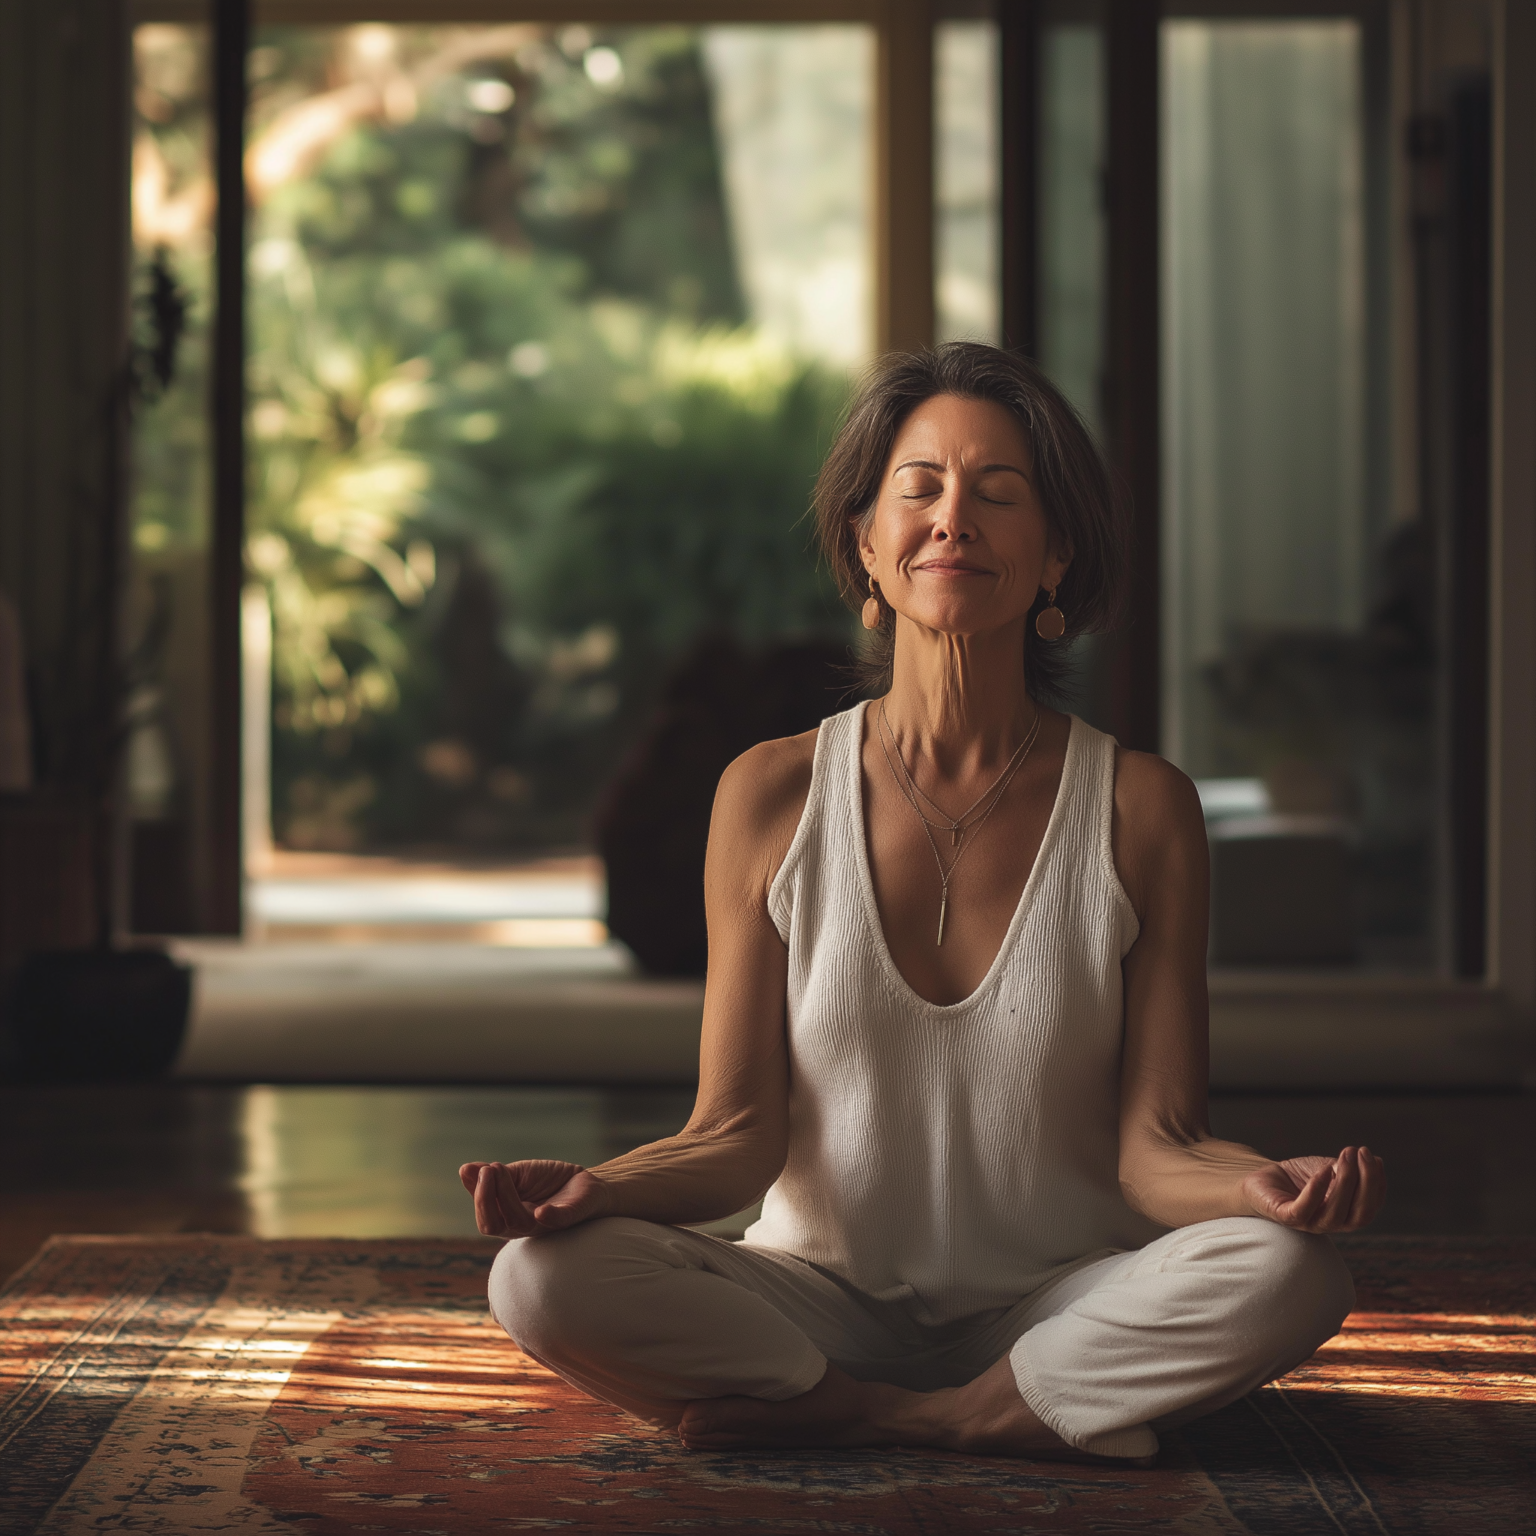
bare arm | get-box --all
[460,732,814,1236]
[1112,749,1384,1232]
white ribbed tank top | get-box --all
[743,701,1166,1324]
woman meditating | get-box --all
[460,342,1383,1463]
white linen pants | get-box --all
[488,1214,1353,1459]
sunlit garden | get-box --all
[132,24,866,854]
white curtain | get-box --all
[1161,21,1366,770]
[935,20,1000,344]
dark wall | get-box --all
[0,2,132,947]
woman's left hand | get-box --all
[1241,1146,1386,1233]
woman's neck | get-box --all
[880,618,1038,775]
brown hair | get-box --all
[813,342,1125,702]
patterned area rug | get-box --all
[0,1234,1530,1535]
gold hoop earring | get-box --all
[862,574,882,631]
[1035,587,1066,641]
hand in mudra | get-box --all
[1242,1145,1385,1233]
[458,1159,611,1237]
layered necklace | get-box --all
[877,700,1043,946]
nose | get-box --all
[931,479,975,543]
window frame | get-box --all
[1099,0,1531,1081]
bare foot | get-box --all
[676,1356,1155,1466]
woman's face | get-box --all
[858,393,1070,640]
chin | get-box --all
[907,604,1023,640]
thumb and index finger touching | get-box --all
[1270,1145,1385,1232]
[458,1160,606,1237]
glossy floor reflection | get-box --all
[1,1084,1532,1283]
[236,1084,700,1237]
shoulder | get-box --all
[716,727,818,823]
[707,725,821,896]
[1110,746,1208,918]
[1111,745,1203,828]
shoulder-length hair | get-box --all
[813,342,1125,702]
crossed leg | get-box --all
[488,1215,1353,1462]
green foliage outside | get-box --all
[138,26,855,851]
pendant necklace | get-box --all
[881,703,1039,846]
[877,700,1042,945]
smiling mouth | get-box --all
[913,562,993,576]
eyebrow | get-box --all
[893,459,1030,479]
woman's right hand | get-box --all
[458,1159,612,1237]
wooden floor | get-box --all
[2,1083,1533,1285]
